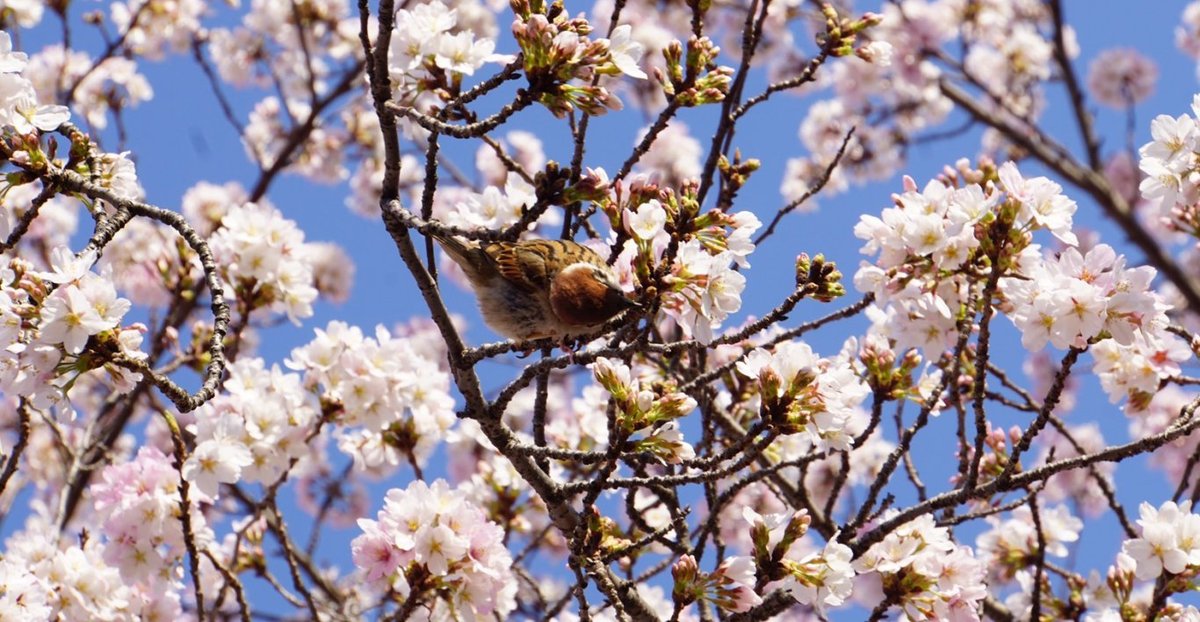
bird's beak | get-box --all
[603,286,642,312]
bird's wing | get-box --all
[486,240,562,292]
[573,243,610,269]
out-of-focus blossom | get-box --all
[1087,48,1157,108]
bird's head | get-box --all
[550,263,641,327]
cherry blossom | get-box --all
[0,4,1199,621]
[1088,48,1158,108]
[351,479,517,617]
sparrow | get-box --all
[432,234,641,341]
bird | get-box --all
[431,233,641,341]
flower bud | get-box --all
[593,357,631,401]
[672,554,701,605]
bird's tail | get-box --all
[430,233,492,284]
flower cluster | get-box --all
[24,44,150,131]
[735,340,869,451]
[510,0,647,117]
[208,201,321,324]
[287,320,456,474]
[93,446,202,583]
[383,0,510,149]
[1091,330,1191,409]
[960,6,1062,117]
[1000,243,1167,352]
[0,31,70,134]
[741,507,854,614]
[439,173,537,232]
[0,556,51,619]
[111,0,207,60]
[854,167,998,358]
[351,479,517,618]
[182,358,320,498]
[244,96,350,183]
[657,237,750,344]
[671,554,761,613]
[1137,95,1200,246]
[208,0,359,97]
[783,3,1071,205]
[2,514,184,620]
[976,505,1083,583]
[1075,543,1200,621]
[105,180,351,317]
[200,0,364,183]
[34,249,134,354]
[854,514,987,620]
[390,0,504,90]
[655,34,732,107]
[6,1,1200,620]
[0,246,143,407]
[1122,500,1200,580]
[592,357,697,463]
[602,176,761,343]
[853,160,1177,375]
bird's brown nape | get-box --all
[550,265,628,326]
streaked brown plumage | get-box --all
[432,234,640,340]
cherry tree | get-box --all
[1,0,1200,620]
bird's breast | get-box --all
[475,281,558,339]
